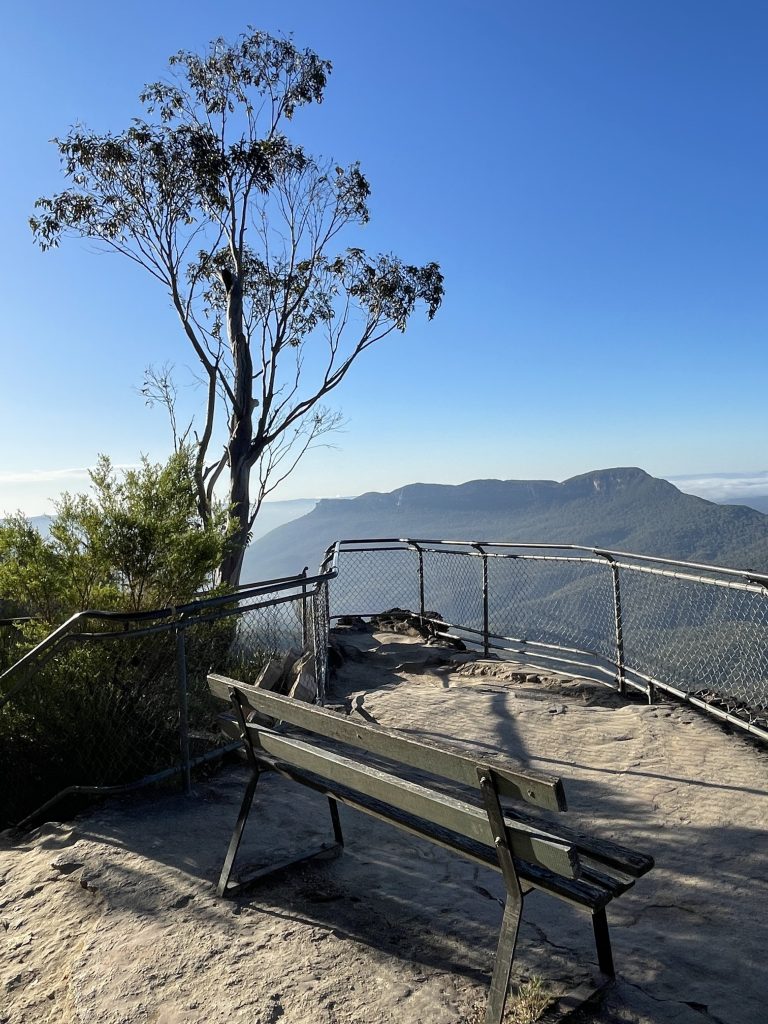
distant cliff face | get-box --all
[241,467,768,582]
[319,467,678,517]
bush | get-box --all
[0,450,234,826]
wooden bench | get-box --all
[208,672,654,1024]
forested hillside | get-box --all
[242,468,768,581]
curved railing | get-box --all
[0,571,334,710]
[319,539,768,742]
[0,569,336,828]
[5,536,766,830]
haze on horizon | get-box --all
[5,466,768,520]
[3,2,768,519]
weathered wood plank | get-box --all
[245,724,580,878]
[215,702,647,890]
[217,712,632,897]
[505,806,654,877]
[248,758,612,910]
[208,673,566,811]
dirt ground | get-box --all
[2,628,766,1024]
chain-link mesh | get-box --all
[619,564,768,715]
[1,623,183,825]
[330,547,420,618]
[0,576,330,828]
[228,595,306,670]
[324,540,768,739]
[488,554,617,663]
[6,542,768,827]
[423,548,483,630]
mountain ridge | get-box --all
[242,467,768,581]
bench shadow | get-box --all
[61,761,768,1024]
[36,630,767,1024]
[66,774,509,983]
[323,636,768,1023]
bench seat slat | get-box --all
[577,861,635,898]
[247,724,581,879]
[217,710,653,882]
[254,755,616,912]
[504,807,654,878]
[208,674,566,811]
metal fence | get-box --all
[0,571,333,829]
[319,539,768,743]
[5,536,766,829]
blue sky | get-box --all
[2,1,768,514]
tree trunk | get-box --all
[219,441,251,586]
[219,274,253,589]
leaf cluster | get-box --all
[29,30,335,254]
[29,27,444,586]
[0,450,229,623]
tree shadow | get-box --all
[18,631,767,1024]
[322,633,768,1023]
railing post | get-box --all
[483,552,489,655]
[300,566,309,649]
[320,576,332,706]
[312,581,329,706]
[599,552,626,696]
[477,545,490,657]
[175,624,192,795]
[412,542,426,617]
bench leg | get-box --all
[486,890,523,1024]
[477,765,525,1024]
[592,907,615,978]
[217,774,345,900]
[328,797,344,846]
[217,768,261,898]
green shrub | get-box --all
[0,450,234,826]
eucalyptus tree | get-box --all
[31,30,443,585]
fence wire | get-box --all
[6,538,767,829]
[619,566,768,711]
[488,554,617,664]
[0,576,329,829]
[423,548,484,631]
[327,540,768,741]
[328,546,420,619]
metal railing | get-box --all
[5,534,766,830]
[319,539,768,743]
[0,569,335,829]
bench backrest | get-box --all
[207,672,579,880]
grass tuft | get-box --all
[463,974,551,1024]
[507,976,550,1024]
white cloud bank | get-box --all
[0,465,141,516]
[668,472,768,503]
[0,463,141,485]
[0,468,92,485]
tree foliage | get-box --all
[0,451,228,622]
[31,29,444,584]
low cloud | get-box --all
[668,472,768,502]
[0,468,92,485]
[0,464,144,516]
[0,463,139,486]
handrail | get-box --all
[322,538,767,582]
[322,538,768,743]
[0,567,337,709]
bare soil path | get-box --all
[2,629,766,1024]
